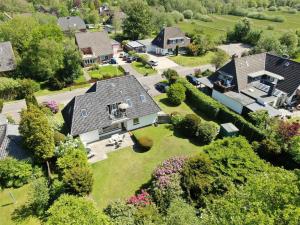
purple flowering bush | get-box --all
[43,100,59,114]
[151,156,187,212]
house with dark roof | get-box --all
[62,75,161,143]
[151,27,190,55]
[75,31,119,66]
[58,16,86,33]
[0,41,16,72]
[198,53,300,116]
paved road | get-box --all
[2,87,90,122]
[2,64,215,122]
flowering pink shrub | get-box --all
[153,156,186,189]
[43,100,59,114]
[127,190,151,207]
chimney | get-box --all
[268,82,276,96]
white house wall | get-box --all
[79,130,99,143]
[125,113,158,131]
[212,90,244,114]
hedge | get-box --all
[178,79,265,141]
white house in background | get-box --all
[198,53,300,116]
[62,75,161,143]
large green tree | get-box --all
[46,194,111,225]
[122,0,153,40]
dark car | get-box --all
[110,58,117,64]
[186,74,200,86]
[126,56,137,63]
[155,82,169,93]
[148,60,158,67]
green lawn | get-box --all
[89,65,124,79]
[0,185,40,225]
[131,62,157,75]
[73,74,86,84]
[169,51,216,67]
[177,12,300,41]
[91,124,200,209]
[155,94,195,115]
[34,83,90,97]
[294,53,300,63]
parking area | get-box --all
[147,54,179,71]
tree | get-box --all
[211,50,228,69]
[248,110,270,130]
[196,121,219,144]
[227,18,251,42]
[56,41,83,85]
[192,34,215,55]
[46,194,110,225]
[165,198,200,225]
[183,10,193,19]
[255,35,283,54]
[56,148,88,173]
[280,31,299,56]
[289,136,300,164]
[28,177,50,217]
[19,105,55,176]
[122,0,153,40]
[167,83,186,106]
[63,166,93,196]
[162,69,179,84]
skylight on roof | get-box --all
[81,109,88,118]
[140,94,146,102]
[126,98,132,107]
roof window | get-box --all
[81,109,88,118]
[140,94,146,102]
[126,98,133,107]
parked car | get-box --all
[126,56,137,63]
[148,60,158,66]
[119,52,126,58]
[155,82,169,93]
[110,58,117,64]
[186,74,200,86]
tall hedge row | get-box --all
[178,79,265,141]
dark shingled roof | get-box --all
[75,31,113,56]
[217,53,300,96]
[62,75,161,135]
[58,16,86,32]
[152,27,190,49]
[0,42,16,72]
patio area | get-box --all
[87,132,134,163]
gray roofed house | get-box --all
[198,53,300,116]
[58,16,86,32]
[0,41,16,72]
[151,27,190,55]
[75,31,114,66]
[62,75,161,143]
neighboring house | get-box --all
[0,41,16,73]
[0,114,25,159]
[75,31,115,66]
[58,16,86,33]
[151,27,190,55]
[111,39,121,55]
[198,53,300,116]
[62,75,161,143]
[125,41,146,53]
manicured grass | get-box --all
[177,12,300,41]
[91,125,200,209]
[169,51,216,67]
[34,83,90,97]
[131,62,157,75]
[155,94,194,115]
[89,65,124,79]
[0,184,40,225]
[73,74,86,84]
[294,53,300,63]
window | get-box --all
[126,98,133,107]
[81,109,88,117]
[133,118,140,125]
[140,94,146,102]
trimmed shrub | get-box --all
[17,79,40,98]
[137,136,153,151]
[178,114,201,137]
[54,131,66,146]
[167,83,186,106]
[197,121,219,144]
[178,79,265,142]
[170,112,184,128]
[48,77,65,90]
[0,77,21,100]
[171,10,184,23]
[0,157,33,188]
[162,69,179,84]
[183,10,193,19]
[0,99,3,113]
